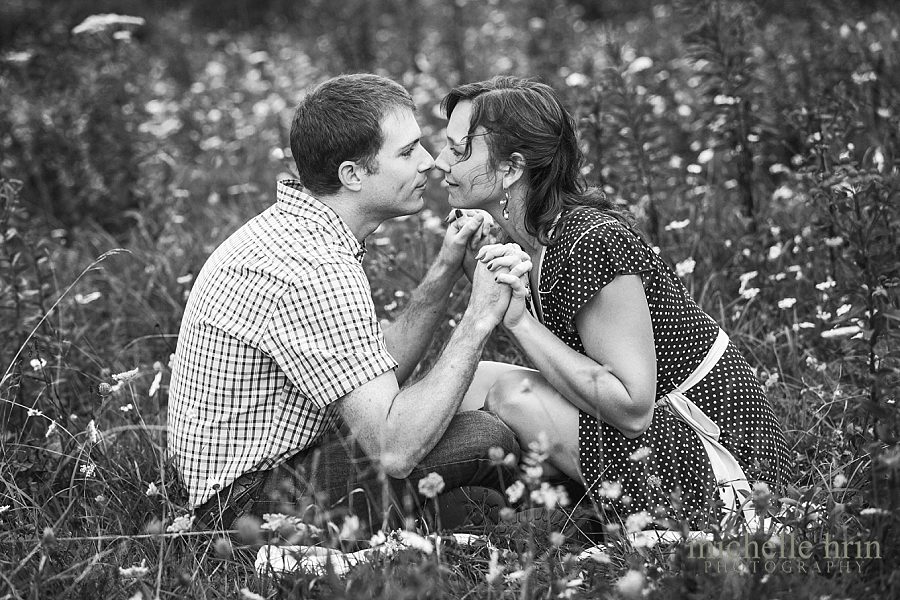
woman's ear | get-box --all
[502,152,526,188]
[337,160,363,192]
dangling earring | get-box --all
[500,189,510,220]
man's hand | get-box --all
[465,259,513,331]
[436,210,490,277]
[478,243,532,329]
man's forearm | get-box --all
[380,314,493,476]
[383,258,461,384]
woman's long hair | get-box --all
[441,76,629,245]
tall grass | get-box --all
[1,2,899,598]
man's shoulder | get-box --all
[207,207,358,282]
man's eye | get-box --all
[401,148,414,157]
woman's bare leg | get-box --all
[483,370,582,482]
[458,360,536,412]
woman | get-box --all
[436,76,789,529]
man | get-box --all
[167,74,520,534]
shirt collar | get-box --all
[275,179,367,262]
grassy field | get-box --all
[1,1,899,598]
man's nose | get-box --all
[419,148,435,172]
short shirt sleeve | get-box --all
[552,218,655,330]
[263,260,398,409]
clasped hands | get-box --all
[444,209,532,330]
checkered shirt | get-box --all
[167,179,398,507]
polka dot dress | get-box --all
[537,209,789,528]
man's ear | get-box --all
[338,160,363,192]
[502,152,526,189]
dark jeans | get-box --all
[196,410,520,535]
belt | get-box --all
[656,328,756,528]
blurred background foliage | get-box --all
[1,0,900,596]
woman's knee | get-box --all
[483,370,541,417]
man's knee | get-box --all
[438,410,520,461]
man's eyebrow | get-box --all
[398,138,420,154]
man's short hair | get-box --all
[289,74,416,197]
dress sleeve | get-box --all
[262,260,398,409]
[554,220,655,330]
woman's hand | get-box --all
[445,209,501,281]
[477,243,532,329]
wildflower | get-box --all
[523,463,544,482]
[630,531,660,549]
[738,270,758,292]
[815,278,836,291]
[615,569,645,599]
[767,244,783,260]
[764,373,779,389]
[369,530,387,547]
[565,72,589,87]
[86,420,102,444]
[119,559,150,578]
[860,508,890,517]
[836,303,852,316]
[823,237,844,248]
[833,473,848,488]
[95,494,107,504]
[166,514,195,534]
[98,382,113,396]
[339,515,361,541]
[626,56,653,74]
[112,367,139,383]
[146,482,159,497]
[629,447,652,462]
[506,480,525,504]
[30,358,47,371]
[213,536,233,558]
[120,404,134,413]
[79,462,97,477]
[664,219,690,231]
[625,511,652,533]
[530,482,570,508]
[821,326,861,339]
[741,287,760,300]
[751,482,773,510]
[675,258,696,277]
[485,548,503,585]
[598,480,622,500]
[816,308,832,321]
[72,13,145,35]
[75,291,102,305]
[417,472,446,499]
[206,476,224,491]
[488,446,506,464]
[27,408,44,418]
[260,513,322,537]
[527,431,551,462]
[0,505,10,514]
[148,371,162,397]
[398,530,434,554]
[45,421,57,438]
[778,297,797,309]
[239,589,265,600]
[647,475,662,488]
[792,322,815,331]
